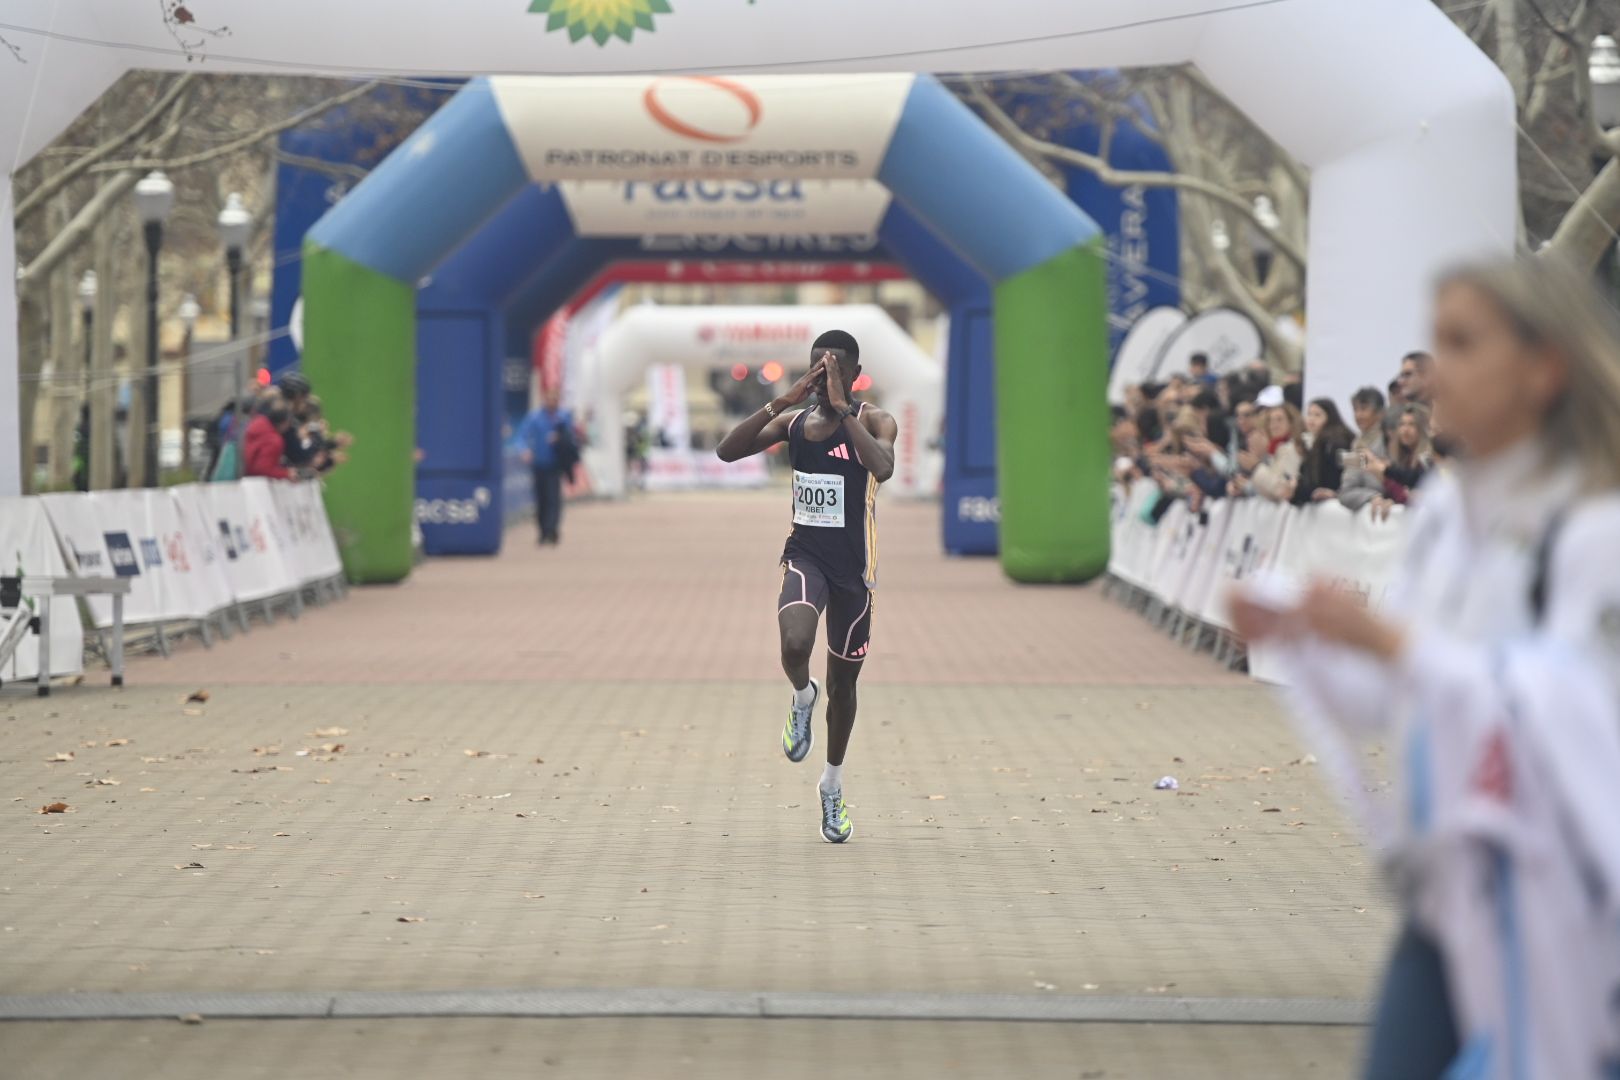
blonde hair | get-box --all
[1439,256,1620,492]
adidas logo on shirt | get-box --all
[827,445,850,460]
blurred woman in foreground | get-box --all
[1231,257,1620,1078]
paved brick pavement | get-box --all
[0,1018,1363,1079]
[116,491,1248,688]
[0,491,1387,1078]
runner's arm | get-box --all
[715,406,794,461]
[845,408,898,483]
[716,361,824,461]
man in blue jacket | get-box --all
[518,390,579,546]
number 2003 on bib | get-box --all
[793,471,845,528]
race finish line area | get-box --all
[1,492,1384,1078]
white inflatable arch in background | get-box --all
[0,0,1515,497]
[581,304,942,499]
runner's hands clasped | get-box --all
[819,352,851,412]
[777,359,826,409]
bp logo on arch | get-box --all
[529,0,762,47]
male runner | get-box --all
[716,330,898,843]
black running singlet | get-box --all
[781,403,878,590]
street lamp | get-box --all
[218,193,251,338]
[218,193,252,452]
[76,270,97,491]
[133,170,174,487]
[1250,195,1281,285]
[1593,35,1620,131]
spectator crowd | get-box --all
[208,370,353,482]
[1113,350,1441,524]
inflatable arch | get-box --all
[302,74,1106,584]
[2,0,1515,583]
[579,303,943,499]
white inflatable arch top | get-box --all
[0,0,1514,496]
[582,304,942,499]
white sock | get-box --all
[819,763,843,793]
[793,680,817,708]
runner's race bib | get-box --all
[793,471,845,528]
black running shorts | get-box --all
[777,556,873,662]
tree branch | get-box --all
[89,79,380,176]
[963,79,1307,273]
[13,74,197,223]
[1544,153,1620,270]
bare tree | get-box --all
[955,70,1309,371]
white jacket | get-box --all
[1271,441,1620,1079]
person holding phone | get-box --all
[716,330,898,844]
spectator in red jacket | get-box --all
[243,398,293,479]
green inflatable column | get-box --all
[992,239,1112,583]
[301,244,417,584]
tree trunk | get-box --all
[46,213,78,490]
[14,295,44,494]
[89,218,118,491]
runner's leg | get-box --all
[823,585,872,772]
[777,560,827,763]
[824,652,862,768]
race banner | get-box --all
[200,482,297,603]
[0,496,83,681]
[643,448,769,491]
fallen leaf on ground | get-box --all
[1261,807,1282,813]
[408,795,432,803]
[184,690,210,704]
[90,778,120,786]
[173,862,204,870]
[252,746,279,757]
[192,843,212,850]
[224,845,255,851]
[312,727,348,738]
[178,1013,203,1024]
[46,752,74,763]
[273,832,290,837]
[314,778,331,785]
[255,950,275,956]
[38,802,70,814]
[139,787,157,793]
[106,738,130,747]
[464,749,491,758]
[927,795,946,800]
[523,893,545,899]
[322,744,344,754]
[396,916,424,923]
[81,741,99,748]
[1034,981,1058,991]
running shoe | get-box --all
[819,784,853,843]
[782,678,818,762]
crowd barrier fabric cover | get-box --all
[3,481,342,682]
[2,0,1514,586]
[1108,481,1406,687]
[0,495,83,682]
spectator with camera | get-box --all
[1363,402,1434,520]
[1339,387,1389,512]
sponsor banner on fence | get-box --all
[0,496,83,681]
[201,480,297,604]
[643,448,769,491]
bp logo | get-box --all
[527,0,758,45]
[527,0,674,46]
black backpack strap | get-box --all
[1530,510,1566,625]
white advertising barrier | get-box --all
[1144,500,1192,603]
[0,496,83,680]
[270,481,344,584]
[1178,497,1235,617]
[58,489,191,625]
[1247,501,1406,685]
[38,491,119,626]
[643,449,770,491]
[198,482,299,604]
[169,484,240,617]
[1198,498,1295,631]
[1107,481,1161,591]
